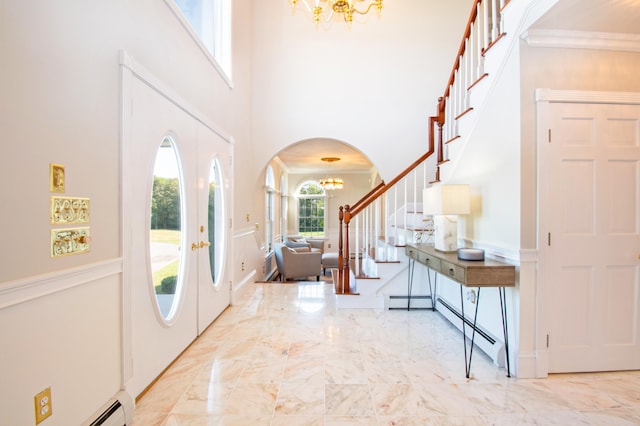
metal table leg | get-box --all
[499,287,511,377]
[407,258,415,310]
[460,286,481,379]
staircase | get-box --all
[334,0,550,308]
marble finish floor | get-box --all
[132,282,640,425]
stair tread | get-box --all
[391,225,431,231]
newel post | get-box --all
[342,204,351,293]
[337,206,344,294]
[437,96,445,164]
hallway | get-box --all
[132,282,640,425]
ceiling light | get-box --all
[320,157,344,190]
[290,0,383,25]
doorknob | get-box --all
[191,243,199,251]
[200,241,211,248]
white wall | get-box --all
[250,0,474,183]
[0,0,252,423]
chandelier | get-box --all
[319,177,344,190]
[290,0,383,24]
[319,157,344,190]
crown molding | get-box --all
[523,29,640,52]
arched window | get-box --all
[297,181,325,236]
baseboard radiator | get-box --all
[82,391,134,426]
[436,297,506,368]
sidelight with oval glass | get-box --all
[149,136,184,320]
[207,157,225,286]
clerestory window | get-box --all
[168,0,232,82]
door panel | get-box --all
[196,123,231,333]
[126,78,232,396]
[129,81,199,395]
[546,102,640,373]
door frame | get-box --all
[120,50,234,395]
[535,88,640,377]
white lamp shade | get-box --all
[423,184,470,215]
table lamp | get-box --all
[423,184,470,252]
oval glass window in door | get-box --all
[207,157,225,286]
[149,136,184,320]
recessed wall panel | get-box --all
[560,117,595,147]
[606,118,639,148]
[605,266,639,346]
[558,266,595,347]
[562,160,595,235]
[608,160,639,234]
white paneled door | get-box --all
[543,100,640,373]
[123,63,232,397]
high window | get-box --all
[169,0,232,81]
[297,181,325,236]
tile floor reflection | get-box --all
[132,282,640,425]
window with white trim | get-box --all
[297,181,325,237]
[265,166,276,252]
[170,0,232,80]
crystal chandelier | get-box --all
[319,157,344,190]
[290,0,383,24]
[319,177,344,190]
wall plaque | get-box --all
[51,227,91,257]
[50,197,90,225]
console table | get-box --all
[405,243,516,378]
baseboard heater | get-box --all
[436,296,505,368]
[82,391,134,426]
[387,295,433,310]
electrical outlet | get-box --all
[34,387,52,424]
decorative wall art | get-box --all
[51,227,91,257]
[50,163,65,193]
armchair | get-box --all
[285,235,325,253]
[274,243,322,281]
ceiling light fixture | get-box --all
[320,157,344,190]
[290,0,383,25]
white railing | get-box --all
[440,0,509,151]
[336,0,511,294]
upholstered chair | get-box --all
[285,235,325,254]
[274,243,322,281]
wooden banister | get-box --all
[335,0,512,295]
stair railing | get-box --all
[437,0,509,174]
[335,0,511,294]
[336,117,437,294]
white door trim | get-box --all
[536,88,640,377]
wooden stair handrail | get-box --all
[443,0,481,103]
[350,116,437,217]
[350,182,386,212]
[336,0,512,294]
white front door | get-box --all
[123,67,232,396]
[195,123,232,333]
[542,99,640,373]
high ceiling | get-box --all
[275,0,640,175]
